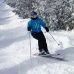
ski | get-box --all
[34,53,67,61]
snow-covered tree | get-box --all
[15,0,35,18]
[10,0,74,30]
[5,0,17,7]
[33,0,74,30]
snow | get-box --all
[0,2,74,74]
[0,0,4,4]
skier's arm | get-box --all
[28,26,31,31]
[45,27,49,32]
[27,21,31,31]
[41,19,49,32]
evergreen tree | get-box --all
[7,0,74,30]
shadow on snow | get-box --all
[0,47,74,74]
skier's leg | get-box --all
[38,37,46,55]
[31,32,43,52]
[39,32,49,54]
[31,32,38,39]
[38,39,43,52]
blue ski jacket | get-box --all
[28,17,46,33]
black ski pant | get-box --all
[31,31,49,53]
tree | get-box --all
[12,0,74,30]
[15,0,35,18]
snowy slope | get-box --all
[0,2,74,74]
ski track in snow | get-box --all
[0,2,74,74]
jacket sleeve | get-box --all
[40,19,46,28]
[27,21,31,31]
[40,19,49,32]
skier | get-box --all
[27,11,50,55]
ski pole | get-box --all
[48,32,60,46]
[29,32,32,59]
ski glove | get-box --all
[45,27,49,32]
[28,27,31,31]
